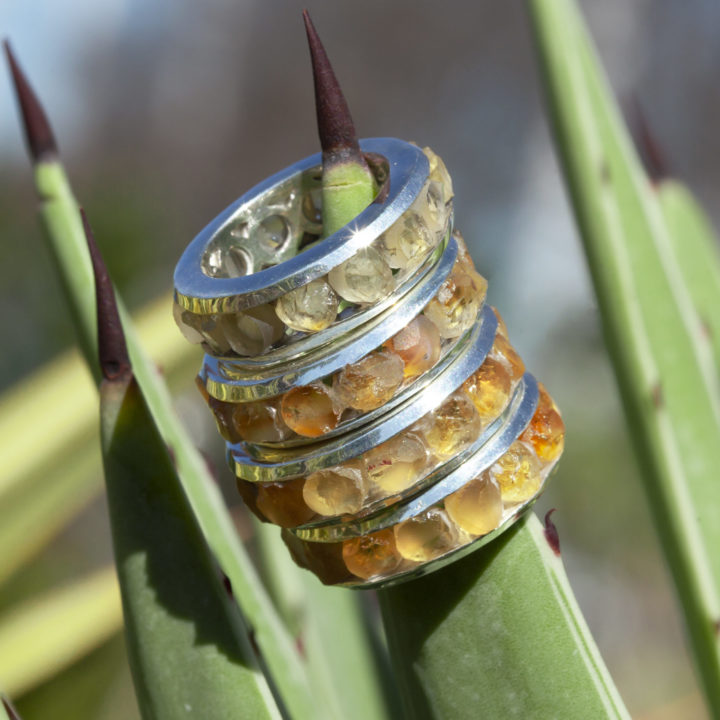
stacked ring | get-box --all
[173,138,565,588]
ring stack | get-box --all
[174,138,565,588]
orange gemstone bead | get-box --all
[491,333,525,381]
[302,461,368,516]
[490,441,542,503]
[445,475,503,536]
[232,398,292,443]
[462,356,512,422]
[342,529,402,580]
[521,384,565,463]
[415,391,482,461]
[394,508,459,562]
[423,262,486,340]
[256,478,316,528]
[365,432,428,494]
[280,383,339,438]
[333,351,404,411]
[386,315,442,379]
[491,306,508,338]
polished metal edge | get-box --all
[228,305,499,481]
[204,226,451,370]
[200,236,459,402]
[292,373,539,542]
[174,138,429,312]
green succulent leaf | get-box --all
[100,373,280,719]
[23,118,316,719]
[528,0,720,712]
[658,180,720,372]
[380,514,628,719]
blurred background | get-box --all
[1,0,719,718]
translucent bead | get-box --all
[207,397,236,442]
[282,531,351,586]
[280,383,340,438]
[521,383,565,463]
[256,478,315,528]
[394,508,458,563]
[490,441,542,503]
[303,461,368,516]
[451,230,487,292]
[379,211,435,270]
[253,214,291,253]
[174,307,232,356]
[423,263,486,339]
[232,398,293,443]
[275,279,338,332]
[343,529,402,580]
[415,391,482,461]
[491,333,525,381]
[386,315,442,379]
[453,230,474,271]
[423,147,454,205]
[220,304,285,356]
[445,475,503,536]
[364,432,428,495]
[462,356,512,422]
[173,301,205,344]
[333,351,405,412]
[327,247,393,304]
[491,306,509,338]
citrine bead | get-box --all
[333,351,405,412]
[280,384,339,438]
[491,333,525,381]
[386,315,442,379]
[232,398,292,444]
[327,247,393,304]
[521,383,565,463]
[491,306,508,338]
[394,508,458,563]
[364,432,428,495]
[275,278,339,332]
[423,262,486,339]
[256,478,315,528]
[445,475,503,536]
[462,356,512,422]
[423,147,454,205]
[379,209,436,270]
[342,529,402,580]
[221,304,285,356]
[490,441,542,503]
[416,391,482,461]
[302,461,368,516]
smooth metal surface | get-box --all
[174,138,429,313]
[293,373,539,542]
[201,236,459,402]
[228,305,499,481]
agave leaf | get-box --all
[100,372,280,719]
[380,514,628,719]
[6,49,317,716]
[0,295,199,587]
[528,0,720,711]
[657,180,720,371]
[255,522,391,720]
[0,567,122,698]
